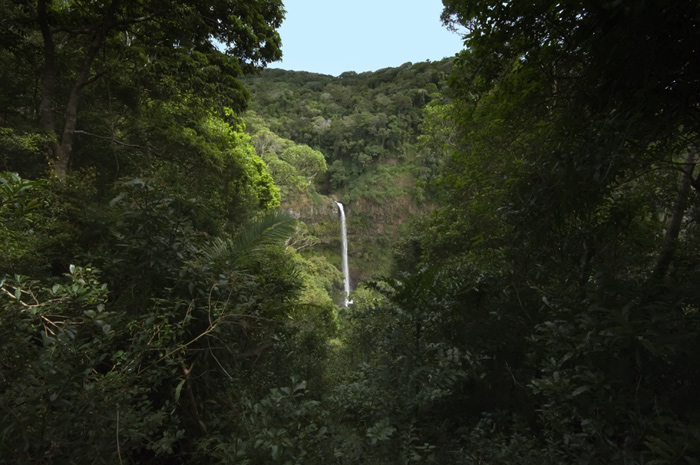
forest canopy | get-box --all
[1,0,699,464]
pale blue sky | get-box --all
[272,0,465,76]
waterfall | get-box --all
[337,201,351,306]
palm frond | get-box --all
[199,237,234,263]
[200,211,297,265]
[232,210,297,256]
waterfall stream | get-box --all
[337,201,351,306]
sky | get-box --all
[271,0,465,76]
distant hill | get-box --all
[241,59,454,283]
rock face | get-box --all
[285,191,428,288]
[285,194,338,224]
[344,194,432,283]
[352,194,424,236]
[282,191,342,260]
[282,176,435,287]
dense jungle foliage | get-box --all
[2,0,700,464]
[241,58,455,280]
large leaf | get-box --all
[200,210,296,267]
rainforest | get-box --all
[1,1,699,464]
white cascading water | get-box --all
[336,201,351,306]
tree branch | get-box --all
[73,130,153,150]
[52,0,123,178]
[651,145,697,281]
[37,0,57,143]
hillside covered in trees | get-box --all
[2,1,700,464]
[241,59,454,281]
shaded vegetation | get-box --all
[242,59,455,279]
[2,0,700,464]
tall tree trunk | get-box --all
[37,0,59,158]
[37,0,121,179]
[53,31,106,179]
[651,146,697,281]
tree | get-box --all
[316,2,700,463]
[383,0,700,461]
[3,0,284,179]
[0,175,338,463]
[437,0,700,273]
[279,145,327,187]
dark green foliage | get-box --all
[243,59,453,187]
[0,1,344,463]
[200,378,333,464]
[4,0,700,463]
[286,2,700,464]
[0,173,336,464]
[0,0,284,178]
[243,61,455,280]
[328,1,700,463]
[201,211,297,266]
[0,265,184,463]
[0,172,44,270]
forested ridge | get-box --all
[241,59,454,280]
[1,1,700,464]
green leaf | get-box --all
[571,385,590,397]
[174,378,186,403]
[200,210,296,266]
[109,192,126,207]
